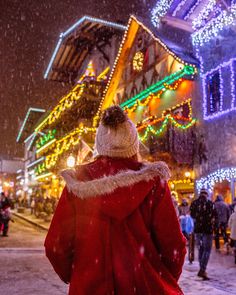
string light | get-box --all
[151,0,174,27]
[27,133,37,151]
[36,129,56,149]
[172,0,188,17]
[93,17,133,126]
[95,15,198,126]
[78,60,95,83]
[169,179,194,185]
[36,138,56,155]
[97,67,110,81]
[138,114,196,142]
[192,4,236,46]
[35,172,53,181]
[192,0,217,30]
[162,98,192,119]
[123,79,185,115]
[202,58,236,120]
[44,16,126,79]
[132,51,144,71]
[35,126,96,174]
[196,167,236,192]
[35,84,85,131]
[120,66,195,109]
[16,108,45,142]
[27,157,45,169]
[137,99,193,131]
[184,0,203,21]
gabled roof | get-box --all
[99,15,198,112]
[16,108,45,143]
[44,16,127,83]
[139,16,198,65]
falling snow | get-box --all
[1,0,149,158]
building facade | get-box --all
[151,0,236,202]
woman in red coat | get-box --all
[45,106,186,295]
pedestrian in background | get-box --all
[230,197,236,214]
[190,188,217,280]
[214,195,230,251]
[178,198,189,217]
[0,192,11,237]
[30,197,35,215]
[228,206,236,264]
[45,106,186,295]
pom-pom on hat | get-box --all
[94,105,139,158]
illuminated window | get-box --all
[206,71,221,114]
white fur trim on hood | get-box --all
[61,161,170,199]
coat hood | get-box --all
[61,159,170,220]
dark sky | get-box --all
[0,0,154,158]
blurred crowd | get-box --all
[172,191,236,280]
[11,195,58,217]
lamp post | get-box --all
[67,155,76,168]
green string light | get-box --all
[121,65,195,109]
[139,115,196,142]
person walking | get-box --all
[229,197,236,214]
[214,195,230,250]
[45,106,186,295]
[30,197,36,215]
[228,206,236,264]
[190,188,216,280]
[178,199,189,217]
[0,192,11,237]
[178,199,190,240]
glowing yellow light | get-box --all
[133,51,144,72]
[67,155,76,168]
[185,171,191,178]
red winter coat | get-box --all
[45,157,186,295]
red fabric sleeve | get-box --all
[151,181,186,281]
[44,187,75,283]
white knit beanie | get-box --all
[95,106,139,158]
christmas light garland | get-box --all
[196,167,236,192]
[121,66,194,109]
[124,79,183,114]
[170,179,193,185]
[138,114,196,142]
[35,126,96,174]
[136,99,193,130]
[27,157,45,169]
[202,58,236,120]
[162,98,192,118]
[184,0,203,21]
[95,15,197,126]
[16,108,45,142]
[169,179,194,187]
[36,138,56,155]
[35,84,85,132]
[151,0,174,27]
[137,115,193,131]
[36,129,56,149]
[192,0,217,30]
[172,0,188,17]
[44,16,127,79]
[192,4,236,46]
[35,172,53,181]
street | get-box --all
[0,217,68,295]
[0,217,235,295]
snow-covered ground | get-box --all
[0,217,235,294]
[180,250,236,294]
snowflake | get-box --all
[139,245,145,256]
